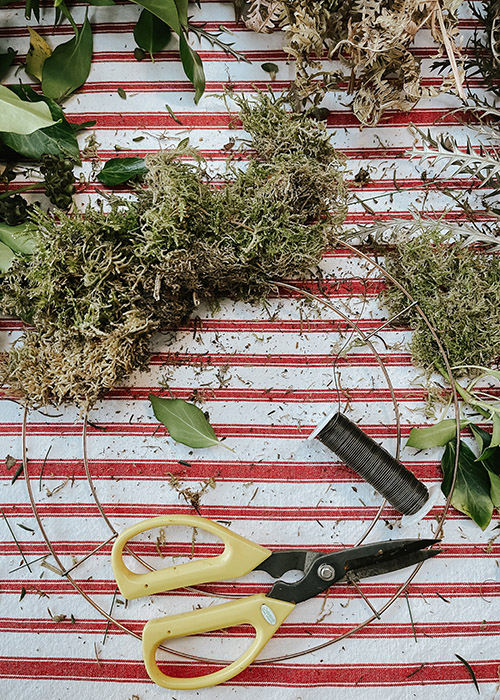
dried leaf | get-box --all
[26,27,52,82]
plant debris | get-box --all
[0,93,347,408]
[236,0,464,125]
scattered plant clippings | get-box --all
[5,454,16,469]
[117,87,127,99]
[19,586,26,601]
[150,395,220,448]
[237,0,464,125]
[455,654,480,693]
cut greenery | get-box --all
[0,93,347,408]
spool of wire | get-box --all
[309,412,429,516]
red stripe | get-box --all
[0,617,498,638]
[0,656,498,686]
[63,108,474,130]
[148,352,414,367]
[0,458,442,482]
[2,580,497,599]
[0,539,494,556]
[102,387,433,402]
[0,422,444,438]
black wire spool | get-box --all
[310,412,429,516]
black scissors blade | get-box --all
[266,538,441,604]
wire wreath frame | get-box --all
[19,238,461,672]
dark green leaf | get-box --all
[129,0,181,35]
[179,33,205,104]
[0,47,16,82]
[1,85,81,163]
[470,423,500,508]
[149,394,220,448]
[42,16,93,101]
[165,103,182,124]
[97,157,148,185]
[132,136,145,142]
[174,0,188,26]
[455,655,480,694]
[19,586,26,602]
[261,62,279,79]
[470,423,500,469]
[134,8,172,60]
[178,136,189,149]
[25,0,39,20]
[407,419,465,449]
[71,119,97,133]
[117,87,127,99]
[441,439,493,530]
[134,47,146,61]
[0,0,15,5]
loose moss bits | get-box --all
[382,227,500,374]
[0,93,347,408]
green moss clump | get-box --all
[382,228,500,373]
[0,93,347,408]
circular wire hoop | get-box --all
[22,242,460,669]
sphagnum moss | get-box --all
[0,93,347,408]
[382,228,500,373]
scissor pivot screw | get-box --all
[318,564,335,581]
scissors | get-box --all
[111,514,440,690]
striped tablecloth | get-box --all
[1,2,499,698]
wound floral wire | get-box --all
[21,247,460,668]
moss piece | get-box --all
[382,228,500,373]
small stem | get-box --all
[0,183,41,201]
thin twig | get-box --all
[1,507,32,573]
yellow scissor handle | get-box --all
[111,515,273,599]
[142,593,295,689]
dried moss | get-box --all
[0,93,347,408]
[382,228,500,374]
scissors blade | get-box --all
[254,550,324,578]
[266,538,440,604]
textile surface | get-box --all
[1,2,499,699]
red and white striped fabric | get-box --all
[1,2,499,698]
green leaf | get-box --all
[165,103,182,124]
[492,414,500,449]
[470,423,499,464]
[0,48,17,82]
[42,16,93,101]
[261,62,279,79]
[26,27,52,82]
[441,439,494,530]
[97,157,148,185]
[0,85,58,135]
[407,419,465,449]
[1,85,81,163]
[0,240,15,272]
[0,222,35,255]
[134,8,172,60]
[117,87,127,99]
[454,655,480,694]
[179,33,205,104]
[173,0,188,26]
[149,394,220,448]
[129,0,181,35]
